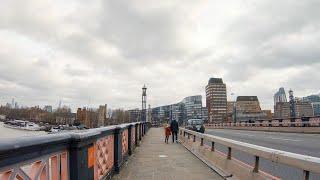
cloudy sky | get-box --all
[0,0,319,111]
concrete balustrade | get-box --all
[0,122,150,180]
[179,128,320,180]
[205,116,320,133]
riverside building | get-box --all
[206,78,227,123]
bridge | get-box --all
[0,122,320,180]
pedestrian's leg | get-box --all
[172,133,175,143]
[175,131,178,142]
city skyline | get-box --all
[1,1,320,111]
[1,86,319,114]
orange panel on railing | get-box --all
[0,151,68,180]
[122,129,128,156]
[94,135,114,180]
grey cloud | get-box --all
[0,0,319,111]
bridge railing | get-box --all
[180,128,320,180]
[206,116,320,128]
[0,122,149,180]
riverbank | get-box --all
[0,122,46,139]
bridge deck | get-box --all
[113,127,222,180]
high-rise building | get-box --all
[274,87,287,105]
[151,95,203,125]
[274,102,291,119]
[181,95,202,120]
[235,96,268,122]
[312,102,320,116]
[202,107,208,123]
[206,78,227,123]
[97,104,107,127]
[76,107,101,128]
[128,108,141,122]
[302,95,320,103]
[275,101,314,119]
[295,100,314,117]
[302,94,320,116]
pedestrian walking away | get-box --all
[170,119,179,143]
[164,123,171,144]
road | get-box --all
[205,129,320,180]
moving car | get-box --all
[186,119,205,133]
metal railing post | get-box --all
[128,124,132,155]
[69,135,96,179]
[303,170,310,180]
[211,142,215,152]
[141,123,144,137]
[114,127,122,173]
[135,123,139,146]
[227,147,232,160]
[253,156,259,173]
[139,123,142,141]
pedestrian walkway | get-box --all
[113,128,222,180]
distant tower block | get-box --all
[142,85,147,122]
[289,89,296,118]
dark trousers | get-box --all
[172,131,178,142]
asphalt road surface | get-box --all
[205,129,320,180]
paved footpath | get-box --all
[113,128,222,180]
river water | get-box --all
[0,122,46,139]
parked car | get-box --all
[186,119,205,133]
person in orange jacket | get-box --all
[164,124,171,144]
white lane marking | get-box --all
[265,136,302,142]
[209,130,302,141]
[158,155,168,158]
[215,131,255,137]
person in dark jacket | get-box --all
[170,119,179,143]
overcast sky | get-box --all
[0,0,319,111]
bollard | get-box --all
[303,170,310,180]
[227,147,232,160]
[211,142,215,152]
[253,156,259,173]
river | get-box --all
[0,122,47,139]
